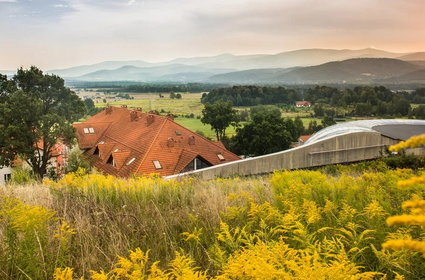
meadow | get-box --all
[1,159,425,279]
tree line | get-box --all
[202,85,425,118]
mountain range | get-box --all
[1,48,425,84]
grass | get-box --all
[2,161,425,279]
[174,117,238,139]
[94,92,205,116]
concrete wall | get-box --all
[167,131,399,180]
[0,166,12,186]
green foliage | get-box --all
[0,197,74,279]
[0,67,85,178]
[201,85,299,106]
[230,108,293,156]
[10,165,37,185]
[201,101,239,141]
[64,147,90,174]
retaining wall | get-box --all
[167,132,399,180]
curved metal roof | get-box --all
[305,119,425,145]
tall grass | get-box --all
[1,161,424,279]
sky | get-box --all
[1,0,425,70]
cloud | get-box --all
[1,0,425,69]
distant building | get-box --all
[295,101,311,107]
[298,135,312,145]
[74,106,240,177]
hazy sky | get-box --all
[1,0,424,70]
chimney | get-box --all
[130,110,138,121]
[165,114,175,121]
[146,115,155,126]
[167,137,175,147]
[105,106,113,114]
[188,135,195,145]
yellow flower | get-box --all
[53,267,74,280]
[382,239,425,257]
[386,214,425,227]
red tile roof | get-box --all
[74,106,240,177]
[295,101,311,106]
[299,135,311,143]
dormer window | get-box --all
[107,155,116,167]
[93,146,99,156]
[153,160,162,169]
[216,153,225,161]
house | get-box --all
[36,139,71,175]
[298,135,312,146]
[73,106,241,177]
[295,101,311,107]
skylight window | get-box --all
[84,127,95,134]
[114,148,120,152]
[175,130,182,136]
[126,157,136,166]
[153,160,162,169]
[216,153,225,161]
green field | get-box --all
[174,117,238,139]
[94,92,204,116]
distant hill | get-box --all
[0,70,15,76]
[3,48,423,84]
[208,68,298,83]
[75,64,234,82]
[398,52,425,61]
[48,60,154,78]
[273,58,422,84]
[199,48,404,70]
[48,48,408,80]
[388,69,425,83]
[208,58,424,84]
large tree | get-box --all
[201,101,239,141]
[0,67,85,178]
[230,108,293,156]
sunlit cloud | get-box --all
[1,0,424,69]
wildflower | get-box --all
[386,215,425,227]
[382,239,425,257]
[53,267,74,280]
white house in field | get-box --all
[0,166,12,186]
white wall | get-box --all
[0,166,12,186]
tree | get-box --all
[201,101,239,141]
[294,116,305,138]
[230,110,292,156]
[321,116,336,128]
[0,67,85,179]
